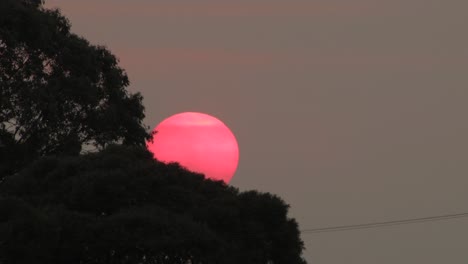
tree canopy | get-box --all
[0,1,307,263]
[0,0,151,178]
[0,146,307,264]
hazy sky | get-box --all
[45,1,468,263]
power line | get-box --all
[301,212,468,234]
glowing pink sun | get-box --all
[146,112,239,183]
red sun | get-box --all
[146,112,239,183]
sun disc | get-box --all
[146,112,239,183]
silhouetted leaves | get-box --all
[0,146,306,264]
[0,0,151,179]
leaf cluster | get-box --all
[0,146,306,264]
[0,0,151,177]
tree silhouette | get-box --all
[0,2,307,263]
[0,146,307,264]
[0,0,151,178]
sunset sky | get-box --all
[45,1,468,263]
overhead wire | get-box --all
[301,212,468,234]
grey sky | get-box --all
[46,1,468,263]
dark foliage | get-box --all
[0,0,151,178]
[0,2,307,263]
[0,146,307,264]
